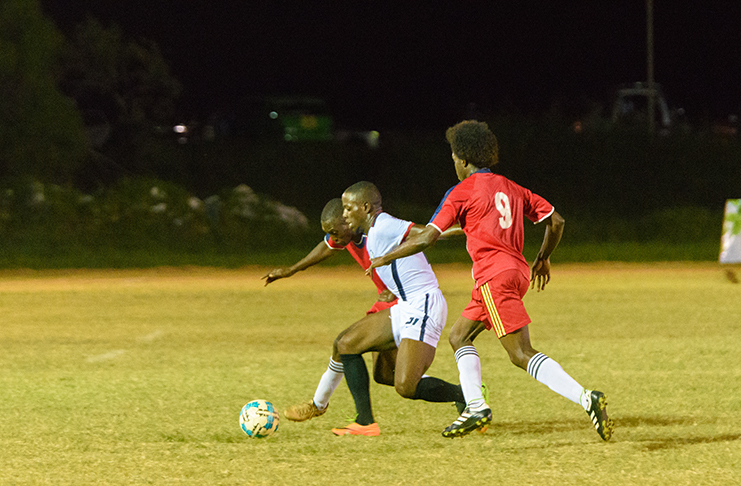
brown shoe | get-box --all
[284,400,328,422]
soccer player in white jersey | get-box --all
[262,199,400,422]
[329,181,462,436]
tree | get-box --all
[58,17,182,173]
[0,0,87,183]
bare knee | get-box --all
[335,334,352,356]
[448,319,485,351]
[448,330,466,350]
[507,350,531,369]
[331,339,341,362]
[506,344,538,370]
[394,378,418,399]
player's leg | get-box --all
[442,316,492,437]
[500,326,613,441]
[393,338,464,405]
[284,318,382,423]
[332,309,396,435]
[372,349,396,386]
[284,325,352,422]
[448,315,488,408]
[389,291,465,411]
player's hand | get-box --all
[377,289,396,303]
[530,257,551,292]
[262,267,293,286]
[365,257,384,276]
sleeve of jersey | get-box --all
[524,191,555,223]
[386,217,415,247]
[428,187,460,233]
[323,234,346,250]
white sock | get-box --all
[527,353,584,406]
[312,357,344,410]
[455,346,486,410]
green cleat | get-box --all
[442,406,492,438]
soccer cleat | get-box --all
[585,390,614,441]
[283,400,327,422]
[331,422,380,436]
[477,383,491,433]
[442,406,492,438]
[455,401,466,415]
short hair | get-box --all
[320,198,344,225]
[344,181,382,208]
[445,120,499,168]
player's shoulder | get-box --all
[371,213,411,239]
[374,212,406,228]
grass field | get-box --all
[1,263,740,485]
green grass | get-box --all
[1,263,740,485]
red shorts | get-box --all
[367,298,398,314]
[460,269,530,338]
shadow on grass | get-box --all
[637,434,741,451]
[161,431,244,443]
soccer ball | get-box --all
[239,400,279,438]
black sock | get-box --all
[340,354,374,425]
[413,377,465,403]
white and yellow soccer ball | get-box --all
[239,400,279,438]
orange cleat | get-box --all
[331,422,380,437]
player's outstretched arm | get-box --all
[366,225,441,275]
[530,211,565,292]
[263,241,334,286]
[439,224,464,239]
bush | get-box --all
[0,178,314,267]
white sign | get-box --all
[719,199,741,264]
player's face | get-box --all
[452,152,466,181]
[342,192,365,231]
[321,218,353,246]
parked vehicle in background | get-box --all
[206,95,379,147]
[572,82,686,135]
[610,82,675,134]
[265,96,334,142]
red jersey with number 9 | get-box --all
[428,169,554,285]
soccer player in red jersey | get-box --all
[367,120,614,440]
[263,198,399,421]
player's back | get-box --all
[451,170,553,282]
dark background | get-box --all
[41,1,741,129]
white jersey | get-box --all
[366,212,439,301]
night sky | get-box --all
[41,1,741,129]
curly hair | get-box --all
[445,120,499,168]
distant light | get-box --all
[174,124,187,133]
[269,111,278,119]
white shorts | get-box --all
[390,288,447,348]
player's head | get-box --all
[445,120,499,171]
[341,181,382,232]
[320,198,354,245]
